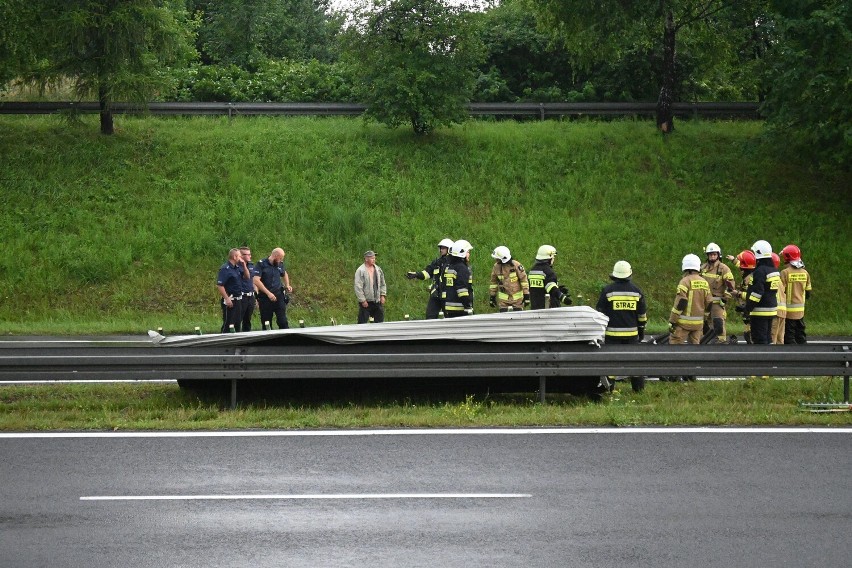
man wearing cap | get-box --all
[596,260,648,344]
[354,250,387,324]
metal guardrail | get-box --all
[0,342,847,407]
[0,101,761,119]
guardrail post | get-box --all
[539,376,546,404]
[227,103,233,120]
[539,103,545,121]
[230,379,237,409]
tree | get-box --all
[0,0,40,86]
[32,0,195,134]
[189,0,342,68]
[344,0,484,134]
[526,0,767,132]
[762,0,851,169]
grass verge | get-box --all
[1,378,849,431]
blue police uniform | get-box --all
[217,261,244,333]
[240,260,256,332]
[252,258,289,329]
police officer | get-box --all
[238,246,257,331]
[443,240,473,318]
[216,248,249,333]
[668,254,712,344]
[743,240,781,345]
[406,238,453,319]
[489,245,530,311]
[700,242,735,343]
[596,261,647,343]
[528,245,571,310]
[252,247,292,329]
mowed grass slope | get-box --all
[0,115,849,334]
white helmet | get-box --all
[611,260,632,279]
[682,253,701,272]
[704,242,721,255]
[491,245,511,263]
[535,245,557,261]
[450,239,472,258]
[751,239,772,259]
[438,238,454,249]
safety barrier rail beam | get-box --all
[0,101,761,119]
[0,342,846,382]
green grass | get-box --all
[0,379,849,431]
[0,115,849,334]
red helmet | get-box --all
[771,252,780,269]
[736,250,756,270]
[781,244,801,263]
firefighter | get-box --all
[780,244,812,344]
[732,249,757,344]
[596,260,647,343]
[771,253,787,344]
[700,242,735,343]
[488,245,530,312]
[406,238,454,319]
[442,240,473,318]
[528,245,571,310]
[668,254,713,345]
[743,240,781,345]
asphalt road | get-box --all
[1,429,849,568]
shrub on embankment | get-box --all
[0,115,849,335]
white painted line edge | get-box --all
[80,493,531,501]
[3,427,851,438]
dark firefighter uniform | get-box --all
[596,280,648,343]
[489,260,530,311]
[411,254,449,319]
[528,259,571,310]
[442,257,473,317]
[744,258,781,344]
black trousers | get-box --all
[240,293,256,332]
[258,294,288,329]
[750,316,773,344]
[220,297,243,333]
[425,296,443,320]
[784,318,807,344]
[358,301,384,324]
[604,336,639,345]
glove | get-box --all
[734,305,744,313]
[669,323,676,334]
[638,327,645,341]
[489,296,497,308]
[742,315,750,324]
[406,271,417,280]
[523,294,530,307]
[561,295,573,306]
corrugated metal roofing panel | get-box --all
[150,307,608,347]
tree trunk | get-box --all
[657,9,676,134]
[99,84,114,135]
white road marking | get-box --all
[2,427,850,439]
[80,493,530,501]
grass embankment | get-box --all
[0,379,849,430]
[0,115,849,335]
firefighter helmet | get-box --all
[611,260,632,279]
[450,239,472,258]
[751,239,772,259]
[438,238,454,249]
[535,245,557,261]
[682,254,701,272]
[491,245,512,263]
[771,252,781,269]
[781,244,801,263]
[736,250,757,270]
[704,242,722,256]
